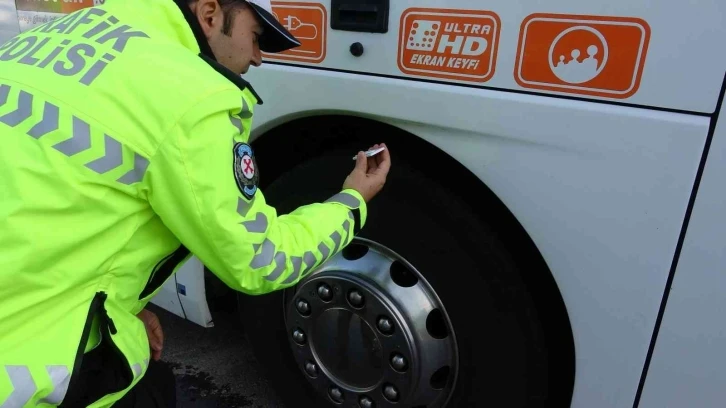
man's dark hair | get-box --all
[188,0,248,36]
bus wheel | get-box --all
[238,146,549,407]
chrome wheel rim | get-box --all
[283,238,459,407]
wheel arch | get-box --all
[245,113,575,405]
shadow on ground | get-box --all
[147,300,286,408]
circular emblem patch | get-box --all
[233,142,259,200]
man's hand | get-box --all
[137,308,164,361]
[343,143,391,203]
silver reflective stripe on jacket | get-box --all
[0,365,70,407]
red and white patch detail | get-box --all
[241,155,255,179]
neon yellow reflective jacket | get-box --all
[0,0,366,406]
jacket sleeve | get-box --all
[143,90,367,295]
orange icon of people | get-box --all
[514,13,651,99]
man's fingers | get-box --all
[354,151,367,173]
[147,312,163,350]
[372,144,391,175]
[375,143,388,166]
[367,155,378,172]
[152,325,163,349]
[137,309,165,361]
[364,143,387,174]
[151,336,163,350]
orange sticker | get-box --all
[262,2,326,64]
[514,14,651,99]
[62,0,97,13]
[398,8,501,82]
[15,0,95,13]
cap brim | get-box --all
[248,2,302,53]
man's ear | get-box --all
[191,0,223,39]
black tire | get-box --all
[238,142,549,408]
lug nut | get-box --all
[348,290,365,308]
[292,328,306,345]
[382,384,399,402]
[377,316,394,334]
[304,361,318,377]
[391,353,408,372]
[329,386,344,403]
[296,299,311,316]
[318,283,333,301]
[359,395,375,408]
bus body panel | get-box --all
[0,0,19,44]
[261,0,725,113]
[638,93,726,408]
[245,64,711,407]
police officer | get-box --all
[0,0,391,406]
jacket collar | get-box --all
[169,0,264,104]
[171,0,217,61]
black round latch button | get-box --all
[350,42,364,57]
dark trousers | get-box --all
[60,340,176,408]
[114,359,176,408]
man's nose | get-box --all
[251,48,263,67]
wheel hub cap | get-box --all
[284,239,458,407]
[312,308,383,388]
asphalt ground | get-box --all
[147,302,287,408]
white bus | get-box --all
[2,0,724,407]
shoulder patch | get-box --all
[233,142,259,200]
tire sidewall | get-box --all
[239,147,546,407]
